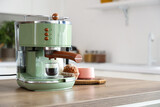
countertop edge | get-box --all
[50,90,160,107]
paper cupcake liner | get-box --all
[61,72,79,79]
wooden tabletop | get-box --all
[1,77,160,107]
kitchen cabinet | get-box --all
[0,77,160,106]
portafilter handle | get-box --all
[45,51,82,63]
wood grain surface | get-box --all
[75,78,106,85]
[1,77,160,107]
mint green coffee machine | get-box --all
[14,13,82,91]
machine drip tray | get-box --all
[17,74,75,91]
[27,75,64,80]
[18,74,75,84]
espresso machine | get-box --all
[14,13,82,91]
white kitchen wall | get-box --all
[0,0,64,16]
[0,0,31,14]
[0,0,160,65]
[30,0,64,15]
[64,0,160,65]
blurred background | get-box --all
[1,0,160,79]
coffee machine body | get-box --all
[15,20,78,91]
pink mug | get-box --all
[78,67,95,79]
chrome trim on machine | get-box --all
[44,47,61,51]
[15,20,71,25]
[17,78,75,84]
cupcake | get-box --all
[62,64,79,79]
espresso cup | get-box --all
[45,63,59,77]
